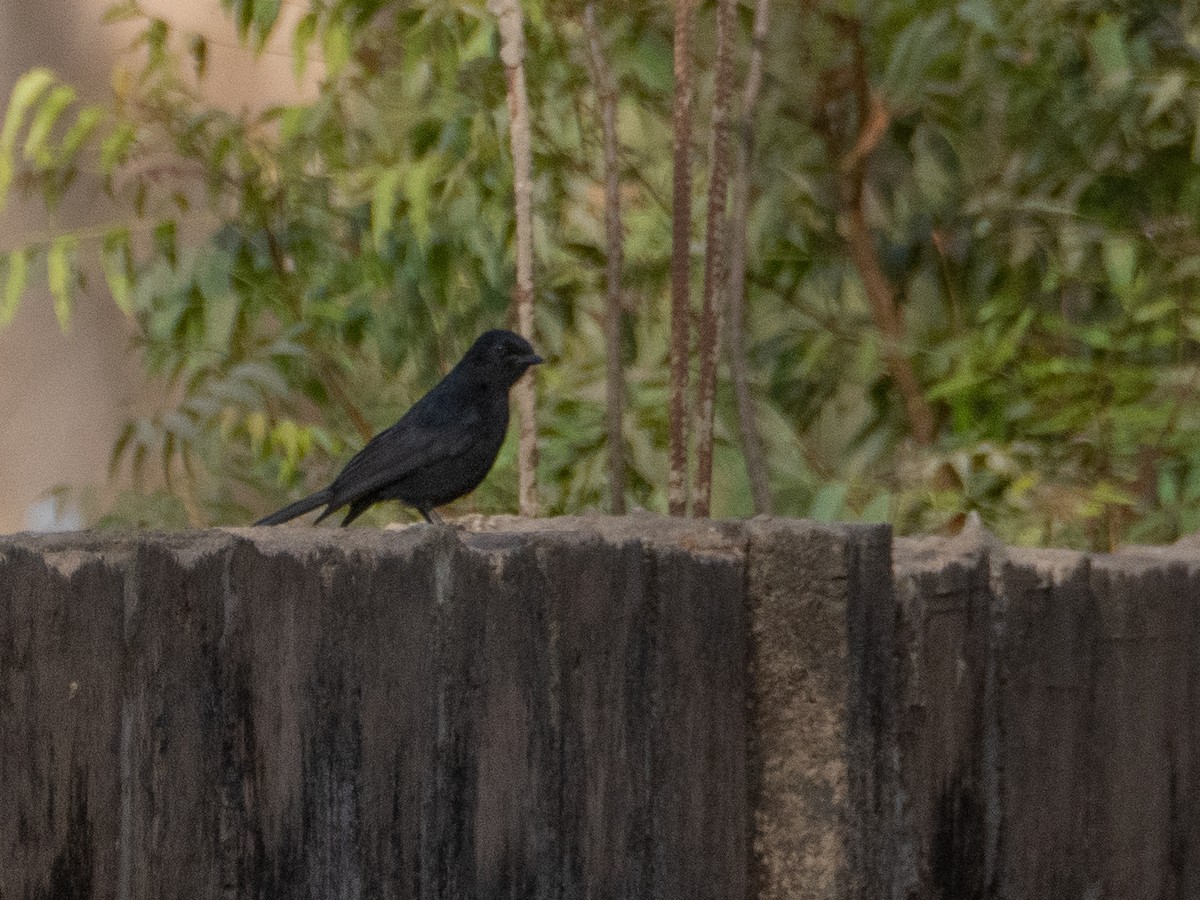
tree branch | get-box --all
[669,0,696,517]
[692,0,737,518]
[489,0,540,516]
[824,18,937,446]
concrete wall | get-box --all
[893,521,1200,899]
[1,516,891,899]
[4,515,1200,897]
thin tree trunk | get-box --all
[669,0,696,517]
[692,0,736,519]
[489,0,539,514]
[583,4,626,514]
[726,0,772,515]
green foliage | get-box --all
[3,0,1200,547]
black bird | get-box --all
[256,329,543,527]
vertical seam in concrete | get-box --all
[741,525,765,900]
[642,537,663,898]
[533,542,566,900]
[433,550,452,607]
[119,549,138,900]
[991,554,1014,897]
[220,541,238,652]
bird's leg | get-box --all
[421,507,444,525]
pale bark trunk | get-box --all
[489,0,539,514]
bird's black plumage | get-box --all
[255,329,542,527]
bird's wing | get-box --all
[326,398,481,506]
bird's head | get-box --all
[459,329,544,388]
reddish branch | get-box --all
[692,0,737,519]
[726,0,773,514]
[669,0,696,517]
[489,0,540,514]
[823,18,936,446]
[583,4,626,514]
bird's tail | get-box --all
[254,489,333,526]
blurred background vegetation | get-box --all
[4,0,1200,550]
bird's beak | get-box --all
[523,354,544,366]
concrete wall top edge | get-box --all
[0,515,889,566]
[893,520,1200,581]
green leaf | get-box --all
[293,12,318,79]
[861,491,892,523]
[252,0,281,51]
[102,1,141,24]
[371,165,403,251]
[0,68,55,151]
[0,68,56,205]
[1102,236,1136,296]
[226,0,253,40]
[0,249,28,328]
[204,292,241,351]
[194,246,233,301]
[190,35,209,79]
[1146,71,1186,122]
[884,11,952,110]
[955,0,998,35]
[627,31,672,93]
[57,105,103,166]
[809,483,848,522]
[102,228,134,314]
[23,84,75,164]
[109,420,136,475]
[323,20,351,77]
[404,157,433,249]
[460,20,496,63]
[100,122,137,174]
[47,234,78,331]
[144,18,170,67]
[1158,469,1180,506]
[195,247,239,348]
[1089,15,1131,89]
[154,220,177,265]
[279,106,309,144]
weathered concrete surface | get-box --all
[1,523,746,898]
[429,515,899,899]
[895,521,1200,899]
[0,521,731,897]
[0,516,897,899]
[15,514,1200,898]
[744,519,895,900]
